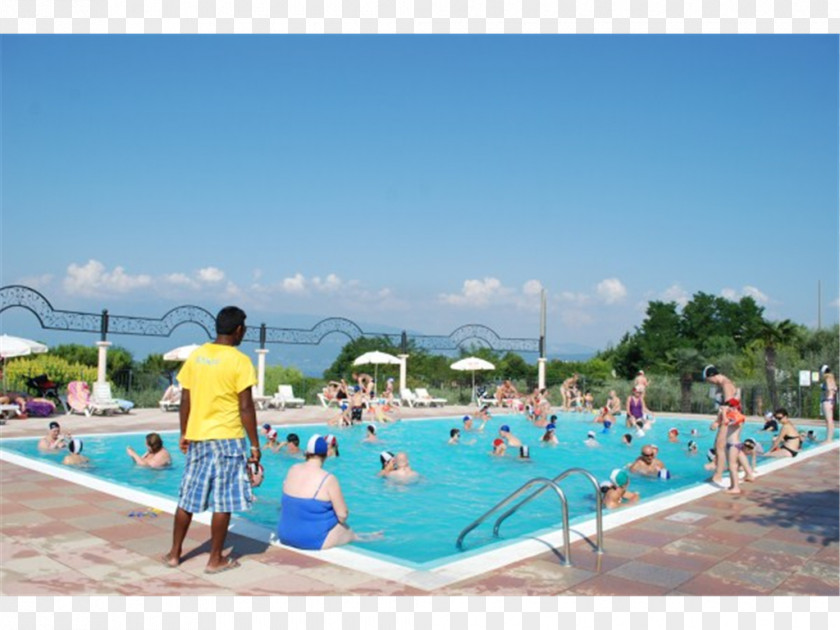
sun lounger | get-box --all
[159,384,181,412]
[400,388,424,408]
[251,386,273,411]
[92,383,132,414]
[0,403,22,420]
[271,385,305,409]
[477,394,498,407]
[414,388,447,407]
[317,393,342,408]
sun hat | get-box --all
[69,438,83,454]
[306,435,328,456]
[610,468,629,487]
[500,424,510,433]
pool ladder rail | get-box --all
[455,467,604,567]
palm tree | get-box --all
[756,319,799,411]
[667,347,705,413]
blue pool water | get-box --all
[0,413,830,567]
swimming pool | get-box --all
[2,411,832,574]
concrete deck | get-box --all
[1,406,837,595]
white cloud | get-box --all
[163,273,200,290]
[522,280,543,296]
[63,260,152,296]
[282,273,307,293]
[560,309,594,327]
[660,283,690,307]
[198,267,225,283]
[312,274,343,293]
[18,274,53,290]
[596,278,627,304]
[721,285,770,305]
[439,277,508,307]
[558,291,590,306]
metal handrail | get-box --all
[492,467,605,554]
[456,477,572,566]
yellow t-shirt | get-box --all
[177,343,257,441]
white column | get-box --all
[398,354,409,394]
[538,357,547,391]
[255,349,269,396]
[96,341,111,385]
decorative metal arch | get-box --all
[1,285,539,354]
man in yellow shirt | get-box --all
[163,306,260,574]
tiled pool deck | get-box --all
[1,406,837,596]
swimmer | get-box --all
[264,429,281,452]
[760,412,779,433]
[448,428,461,445]
[476,404,492,422]
[462,414,486,432]
[276,433,302,456]
[634,421,646,438]
[600,469,639,509]
[491,438,507,456]
[38,421,69,450]
[62,439,89,467]
[667,428,679,443]
[541,423,559,445]
[364,425,378,443]
[622,433,633,446]
[126,432,171,468]
[499,424,521,447]
[594,406,616,429]
[380,452,418,481]
[324,434,340,458]
[584,431,599,448]
[687,440,698,454]
[629,445,665,476]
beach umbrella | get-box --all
[0,335,49,390]
[353,351,401,395]
[163,344,201,362]
[450,356,496,402]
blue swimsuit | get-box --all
[277,474,339,550]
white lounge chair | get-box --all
[317,393,342,408]
[272,385,305,409]
[88,383,125,415]
[477,393,498,407]
[400,388,423,408]
[251,386,273,411]
[158,384,181,412]
[0,403,22,421]
[414,387,447,407]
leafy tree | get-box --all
[638,301,684,368]
[666,347,705,413]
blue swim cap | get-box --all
[463,415,471,423]
[500,425,510,432]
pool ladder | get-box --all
[455,467,604,566]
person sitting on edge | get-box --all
[39,421,69,450]
[277,435,377,550]
[275,433,302,456]
[491,438,507,456]
[625,387,649,427]
[126,432,171,468]
[63,439,89,467]
[600,468,639,509]
[766,409,802,459]
[448,428,461,444]
[606,390,622,416]
[629,445,665,476]
[499,424,521,447]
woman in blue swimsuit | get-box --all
[277,435,358,550]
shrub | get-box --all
[2,355,97,394]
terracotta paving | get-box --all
[1,407,838,595]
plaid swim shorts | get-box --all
[177,439,253,514]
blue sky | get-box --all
[1,35,838,359]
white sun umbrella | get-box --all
[450,356,496,402]
[163,344,202,362]
[352,350,402,395]
[0,335,49,390]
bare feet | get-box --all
[161,553,179,568]
[743,476,755,483]
[204,555,240,574]
[725,488,742,494]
